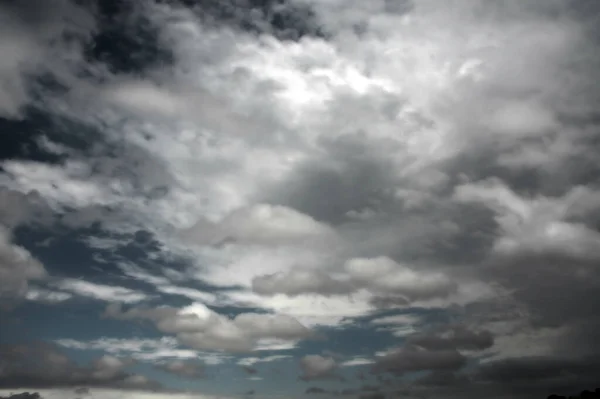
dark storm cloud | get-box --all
[469,356,600,398]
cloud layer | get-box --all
[1,0,600,398]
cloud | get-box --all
[0,390,235,399]
[0,342,158,390]
[2,0,600,397]
[340,358,374,367]
[251,256,458,307]
[54,337,204,362]
[155,360,204,379]
[406,324,494,352]
[299,355,338,381]
[237,355,290,367]
[454,179,600,258]
[471,355,600,397]
[103,302,314,353]
[373,347,466,376]
[183,204,337,248]
[0,393,41,399]
[53,279,150,303]
[0,0,95,118]
[252,269,352,297]
[0,226,47,303]
[25,287,72,303]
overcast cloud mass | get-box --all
[1,0,600,398]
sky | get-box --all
[1,0,600,398]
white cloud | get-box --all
[26,287,72,303]
[55,279,150,303]
[237,355,290,367]
[183,204,336,248]
[454,180,600,258]
[104,302,314,353]
[340,358,374,367]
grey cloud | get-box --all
[0,342,159,390]
[2,1,600,398]
[0,0,95,118]
[0,393,41,399]
[373,347,466,376]
[299,355,339,381]
[252,269,353,297]
[155,360,204,379]
[0,226,47,304]
[182,204,337,248]
[406,324,494,352]
[0,189,50,229]
[470,355,600,397]
[242,366,257,375]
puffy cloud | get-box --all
[251,256,458,307]
[2,0,600,397]
[454,179,600,258]
[155,360,204,379]
[252,269,352,297]
[0,226,47,303]
[183,204,337,248]
[103,302,313,353]
[0,0,95,118]
[344,257,458,301]
[299,355,338,381]
[0,343,158,390]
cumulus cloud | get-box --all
[2,0,600,397]
[251,256,458,307]
[103,302,313,353]
[0,226,47,303]
[299,355,339,381]
[183,204,337,247]
[0,0,95,118]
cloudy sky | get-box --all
[1,1,600,398]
